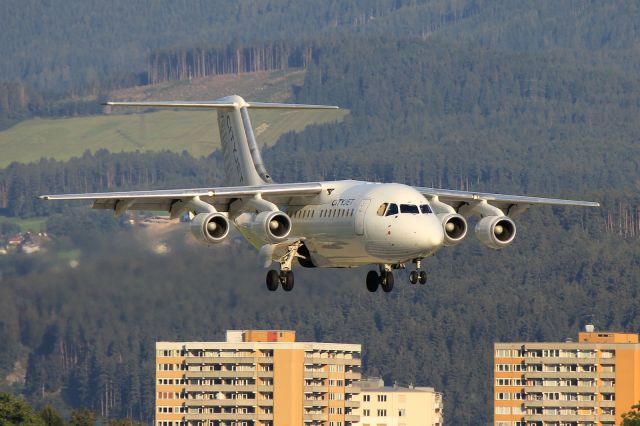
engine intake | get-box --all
[191,212,230,244]
[475,216,516,249]
[250,211,292,244]
[438,213,467,246]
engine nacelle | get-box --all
[475,216,516,249]
[247,211,292,244]
[437,213,468,246]
[190,212,230,244]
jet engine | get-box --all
[475,216,516,249]
[247,210,292,244]
[438,213,468,246]
[190,212,230,244]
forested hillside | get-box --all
[2,2,640,425]
[2,0,639,92]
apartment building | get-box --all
[155,330,361,426]
[354,378,443,426]
[494,327,640,426]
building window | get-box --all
[377,395,387,402]
[495,406,511,415]
[398,409,406,417]
[377,409,387,416]
[495,349,511,357]
[363,409,370,416]
[363,395,370,402]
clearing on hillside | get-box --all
[0,70,348,167]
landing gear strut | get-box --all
[409,259,428,285]
[265,241,302,292]
[365,265,395,292]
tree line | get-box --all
[147,42,317,84]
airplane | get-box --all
[40,95,599,293]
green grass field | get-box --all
[0,109,347,167]
[0,216,47,233]
[0,70,349,167]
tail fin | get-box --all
[105,95,339,186]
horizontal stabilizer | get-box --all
[104,95,339,110]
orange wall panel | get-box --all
[273,349,304,425]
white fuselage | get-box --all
[237,180,445,267]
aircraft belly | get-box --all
[292,220,372,267]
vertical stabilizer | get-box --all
[216,96,265,186]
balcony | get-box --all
[184,413,272,421]
[598,385,615,393]
[524,400,596,408]
[185,356,259,364]
[524,414,597,422]
[304,399,328,407]
[184,371,258,379]
[184,385,254,392]
[304,385,328,393]
[303,413,327,421]
[185,399,257,407]
[523,386,596,393]
[304,357,361,366]
[344,400,360,408]
[599,414,616,422]
[304,371,329,379]
[523,371,597,379]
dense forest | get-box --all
[2,1,640,425]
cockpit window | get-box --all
[385,203,399,216]
[400,204,420,214]
[376,203,388,216]
[420,204,433,214]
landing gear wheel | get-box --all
[418,270,427,285]
[366,271,379,292]
[281,271,294,292]
[409,271,419,285]
[381,271,394,292]
[266,270,280,291]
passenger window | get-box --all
[386,203,399,216]
[420,204,433,214]
[400,204,420,214]
[376,203,388,216]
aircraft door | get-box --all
[355,199,371,236]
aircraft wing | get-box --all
[415,187,599,217]
[40,183,323,216]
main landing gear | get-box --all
[265,241,302,292]
[266,269,294,291]
[366,265,395,293]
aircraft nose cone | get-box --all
[422,216,445,249]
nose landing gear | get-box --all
[409,259,427,285]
